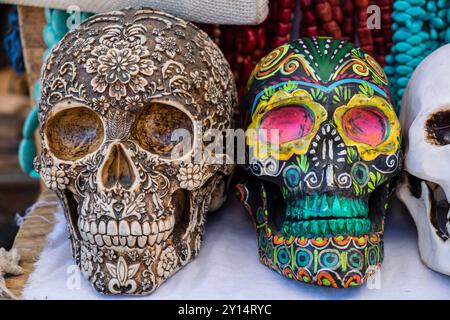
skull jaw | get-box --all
[72,239,187,295]
[257,233,382,288]
[237,179,386,288]
[397,173,450,276]
[59,189,204,295]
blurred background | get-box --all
[0,4,40,250]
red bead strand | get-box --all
[199,0,295,101]
[199,0,393,102]
[298,0,392,66]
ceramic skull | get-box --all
[35,8,236,295]
[238,38,402,288]
[397,44,450,275]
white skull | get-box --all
[397,44,450,275]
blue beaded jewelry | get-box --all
[3,7,25,74]
[385,0,450,112]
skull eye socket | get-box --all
[259,105,314,144]
[426,110,450,146]
[132,103,194,157]
[341,107,388,146]
[46,106,104,161]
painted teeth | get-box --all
[285,195,369,220]
[78,217,174,248]
[282,218,372,238]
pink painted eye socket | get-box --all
[341,107,388,146]
[259,105,314,144]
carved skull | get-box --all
[238,38,402,288]
[397,44,450,275]
[35,9,236,295]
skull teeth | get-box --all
[127,236,136,247]
[131,221,142,236]
[119,220,130,236]
[142,222,151,235]
[98,221,106,234]
[78,216,175,248]
[107,221,118,235]
[94,234,103,246]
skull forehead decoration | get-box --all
[35,8,237,295]
[397,44,450,275]
[238,38,402,288]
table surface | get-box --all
[12,191,450,300]
[5,191,57,298]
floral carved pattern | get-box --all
[36,8,237,296]
[84,25,157,100]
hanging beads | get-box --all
[385,0,450,111]
[298,0,393,66]
[200,0,295,101]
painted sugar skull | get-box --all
[238,38,402,288]
[35,9,236,295]
[397,44,450,275]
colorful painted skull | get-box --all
[238,38,402,288]
[35,9,236,295]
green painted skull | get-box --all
[238,38,402,288]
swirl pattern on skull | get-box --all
[238,38,402,288]
[35,9,237,295]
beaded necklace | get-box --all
[299,0,393,66]
[384,0,450,111]
[201,0,296,100]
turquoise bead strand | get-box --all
[384,0,450,112]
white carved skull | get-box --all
[397,44,450,275]
[35,9,237,294]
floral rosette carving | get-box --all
[84,25,157,100]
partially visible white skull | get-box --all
[397,44,450,275]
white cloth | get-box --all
[22,196,450,300]
[0,0,269,25]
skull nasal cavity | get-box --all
[102,144,135,189]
